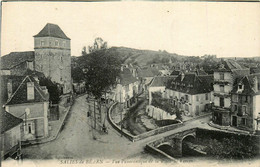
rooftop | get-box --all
[1,51,35,70]
[5,75,49,105]
[1,110,23,134]
[34,23,70,40]
[166,73,214,95]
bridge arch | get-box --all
[181,133,196,142]
[156,142,172,148]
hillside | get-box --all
[73,47,186,67]
[107,47,185,66]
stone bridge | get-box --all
[146,128,197,158]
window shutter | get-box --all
[31,122,35,134]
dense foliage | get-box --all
[197,137,259,159]
[39,77,60,104]
[151,92,182,120]
[79,49,121,99]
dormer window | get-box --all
[27,82,34,100]
[237,83,244,92]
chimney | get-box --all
[181,72,185,81]
[7,79,13,98]
[34,76,40,84]
[254,76,258,92]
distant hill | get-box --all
[100,46,186,66]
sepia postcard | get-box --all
[0,1,260,167]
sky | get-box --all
[1,2,260,58]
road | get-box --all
[21,94,213,161]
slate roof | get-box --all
[34,23,70,40]
[215,59,248,72]
[1,75,25,104]
[1,51,35,70]
[170,70,181,76]
[119,68,138,86]
[1,110,23,134]
[137,67,160,78]
[166,73,214,95]
[5,75,49,105]
[150,76,177,87]
[231,73,260,95]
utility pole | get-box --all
[93,99,96,129]
[120,87,123,137]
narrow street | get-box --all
[22,95,135,160]
[21,94,214,161]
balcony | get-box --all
[213,92,231,98]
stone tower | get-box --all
[34,23,72,94]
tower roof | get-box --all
[34,23,70,40]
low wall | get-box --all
[144,144,178,162]
[108,103,184,142]
[107,102,136,141]
[146,105,176,120]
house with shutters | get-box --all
[4,75,49,141]
[165,72,214,116]
[230,74,260,133]
[212,60,250,126]
[1,110,23,160]
[115,68,140,108]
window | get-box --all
[185,104,189,111]
[205,93,209,100]
[238,84,243,89]
[41,41,44,46]
[24,121,35,134]
[55,40,59,46]
[233,104,238,112]
[232,94,238,102]
[242,118,246,126]
[196,95,199,101]
[242,106,247,115]
[125,85,129,92]
[63,41,66,47]
[185,95,189,102]
[220,73,224,80]
[27,82,34,100]
[220,85,224,92]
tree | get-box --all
[39,77,60,104]
[80,45,121,129]
[88,37,108,53]
[71,66,85,83]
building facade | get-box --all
[212,60,250,126]
[34,23,72,94]
[165,73,214,116]
[1,111,23,160]
[5,76,49,141]
[230,75,260,133]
